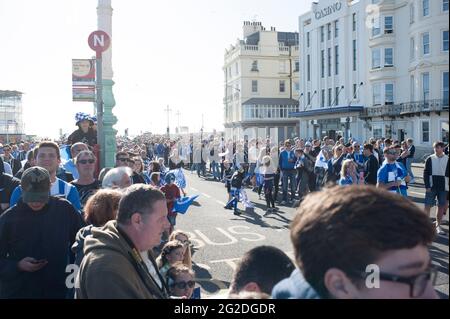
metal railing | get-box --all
[361,99,449,118]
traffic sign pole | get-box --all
[88,30,111,170]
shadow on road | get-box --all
[193,263,230,295]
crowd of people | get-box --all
[0,112,448,299]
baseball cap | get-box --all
[344,142,352,148]
[21,167,51,203]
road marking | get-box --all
[202,193,212,198]
[190,187,199,192]
[216,200,226,206]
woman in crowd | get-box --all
[131,156,148,184]
[338,159,362,186]
[169,230,193,269]
[157,240,185,279]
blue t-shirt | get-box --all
[377,162,408,196]
[339,175,354,186]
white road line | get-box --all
[216,200,226,206]
[202,193,212,198]
[190,187,199,192]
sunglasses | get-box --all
[78,159,95,164]
[117,158,129,162]
[171,281,195,289]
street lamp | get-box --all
[332,85,345,107]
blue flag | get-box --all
[173,195,199,214]
[59,145,71,162]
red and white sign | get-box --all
[88,30,111,56]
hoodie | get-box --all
[271,269,322,299]
[76,220,169,299]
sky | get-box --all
[0,0,312,138]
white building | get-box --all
[223,21,300,143]
[295,0,448,158]
[0,90,24,144]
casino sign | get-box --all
[314,1,343,20]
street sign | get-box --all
[88,30,111,56]
[72,59,95,86]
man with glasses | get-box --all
[115,151,130,168]
[272,186,438,299]
[424,141,449,235]
[1,145,22,176]
[376,146,409,197]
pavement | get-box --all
[176,166,448,299]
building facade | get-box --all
[0,90,24,143]
[223,21,300,143]
[295,0,448,158]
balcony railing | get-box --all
[361,99,449,118]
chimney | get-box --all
[243,20,265,38]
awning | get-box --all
[242,98,299,106]
[290,105,364,118]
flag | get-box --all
[59,145,71,163]
[173,195,200,214]
[239,189,254,209]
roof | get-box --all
[0,90,23,98]
[242,98,299,106]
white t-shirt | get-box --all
[140,251,163,290]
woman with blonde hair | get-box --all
[169,230,193,269]
[338,159,361,186]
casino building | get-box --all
[293,0,448,158]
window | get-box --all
[327,48,332,77]
[372,48,381,69]
[295,60,300,72]
[307,55,311,81]
[373,83,382,105]
[372,17,380,37]
[321,50,325,78]
[321,26,325,42]
[280,80,286,93]
[251,60,258,71]
[443,72,449,105]
[422,32,430,55]
[385,84,394,105]
[321,89,325,107]
[335,45,339,75]
[352,13,356,31]
[252,80,258,93]
[373,125,383,139]
[442,121,449,144]
[335,87,340,106]
[307,32,310,48]
[423,0,430,16]
[410,37,415,60]
[384,16,393,34]
[328,88,332,106]
[327,23,331,40]
[294,82,300,91]
[235,63,239,75]
[334,20,339,38]
[422,72,430,102]
[384,48,394,67]
[410,75,415,101]
[353,83,357,100]
[410,3,415,24]
[421,121,430,143]
[443,30,449,51]
[352,40,357,71]
[444,0,449,12]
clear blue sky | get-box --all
[0,0,312,138]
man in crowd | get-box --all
[115,151,131,168]
[272,186,438,299]
[363,143,379,186]
[2,144,22,176]
[10,141,82,211]
[377,146,409,197]
[424,141,449,235]
[406,138,416,184]
[0,167,84,298]
[76,184,170,299]
[279,140,297,205]
[0,157,20,215]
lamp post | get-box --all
[164,105,172,137]
[345,116,351,142]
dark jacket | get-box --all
[272,268,321,299]
[3,157,22,176]
[0,197,84,299]
[76,221,170,299]
[364,154,379,185]
[231,171,244,189]
[0,173,20,215]
[67,128,97,147]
